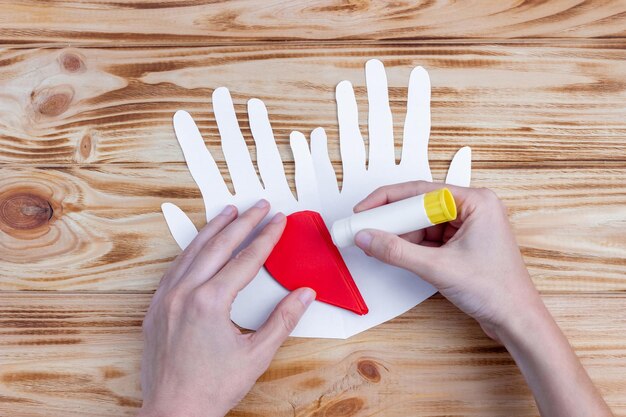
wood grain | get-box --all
[0,164,624,292]
[1,2,625,415]
[1,43,625,165]
[1,0,626,46]
[0,292,623,417]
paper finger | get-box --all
[336,80,366,191]
[248,98,292,200]
[366,59,395,171]
[162,202,199,250]
[401,66,431,170]
[290,131,318,207]
[213,87,263,196]
[310,127,339,196]
[173,111,231,218]
[445,146,472,187]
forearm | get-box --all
[497,299,613,417]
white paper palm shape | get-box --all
[162,59,471,339]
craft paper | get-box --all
[264,210,368,315]
[162,59,472,339]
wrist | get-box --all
[493,295,554,350]
[480,269,546,344]
[137,404,225,417]
[137,408,183,417]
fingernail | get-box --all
[355,231,373,249]
[254,199,269,209]
[220,205,236,216]
[270,212,285,223]
[298,288,316,307]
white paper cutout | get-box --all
[162,60,472,339]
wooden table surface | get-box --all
[1,1,625,416]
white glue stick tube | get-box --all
[331,188,457,248]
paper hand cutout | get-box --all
[162,59,471,339]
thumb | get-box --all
[253,287,315,351]
[355,229,439,280]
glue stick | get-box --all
[331,188,457,248]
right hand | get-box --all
[353,181,542,341]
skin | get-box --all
[353,181,613,417]
[139,184,613,417]
[138,200,315,417]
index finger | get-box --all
[205,212,287,299]
[180,199,271,290]
[353,180,473,213]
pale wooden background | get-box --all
[0,1,625,416]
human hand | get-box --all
[354,183,614,416]
[353,181,541,341]
[139,201,315,417]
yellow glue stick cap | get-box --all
[424,188,457,224]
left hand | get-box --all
[138,200,315,417]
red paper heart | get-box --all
[264,211,368,315]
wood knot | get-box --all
[0,193,53,230]
[59,52,85,73]
[76,132,94,161]
[324,397,364,417]
[80,134,91,158]
[357,359,381,383]
[31,85,74,117]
